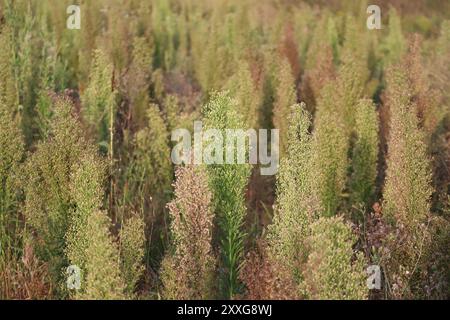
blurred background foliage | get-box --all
[0,0,448,299]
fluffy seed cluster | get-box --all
[161,164,215,299]
[302,216,368,300]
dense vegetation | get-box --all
[0,0,449,300]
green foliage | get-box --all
[0,102,24,260]
[81,49,115,148]
[267,103,316,280]
[1,0,449,301]
[303,216,368,300]
[301,43,336,111]
[192,25,223,94]
[151,68,165,101]
[151,0,180,70]
[119,102,172,270]
[436,20,450,56]
[35,72,54,138]
[24,97,98,287]
[33,6,61,138]
[309,17,371,215]
[4,1,67,143]
[0,25,18,114]
[381,8,406,67]
[382,66,434,298]
[292,4,317,68]
[125,103,173,210]
[162,94,199,135]
[65,152,106,296]
[338,16,369,134]
[0,24,22,247]
[227,60,262,130]
[350,99,379,206]
[131,36,154,77]
[161,165,216,299]
[119,213,145,296]
[127,36,154,131]
[273,57,297,156]
[311,83,349,216]
[428,21,450,205]
[203,92,251,298]
[65,151,135,300]
[4,1,36,142]
[383,66,433,227]
[105,3,134,72]
[191,10,239,95]
[0,107,22,177]
[336,61,367,134]
[77,210,125,300]
[0,21,25,298]
[304,13,339,71]
[163,94,180,133]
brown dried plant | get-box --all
[240,240,298,300]
[160,165,216,299]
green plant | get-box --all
[300,44,336,112]
[77,210,125,300]
[267,103,316,281]
[272,57,297,156]
[163,94,180,133]
[300,11,339,110]
[350,99,379,206]
[119,213,145,296]
[81,49,115,150]
[304,13,339,72]
[125,103,173,211]
[382,65,434,298]
[403,36,445,138]
[64,151,139,300]
[1,0,449,301]
[311,83,349,216]
[0,25,18,114]
[3,1,38,143]
[23,97,98,292]
[151,0,179,71]
[64,152,106,297]
[0,24,23,261]
[303,216,367,300]
[0,104,24,290]
[381,7,406,67]
[227,59,262,130]
[191,13,236,95]
[126,36,154,131]
[383,66,433,230]
[203,92,251,299]
[338,15,369,132]
[428,21,450,207]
